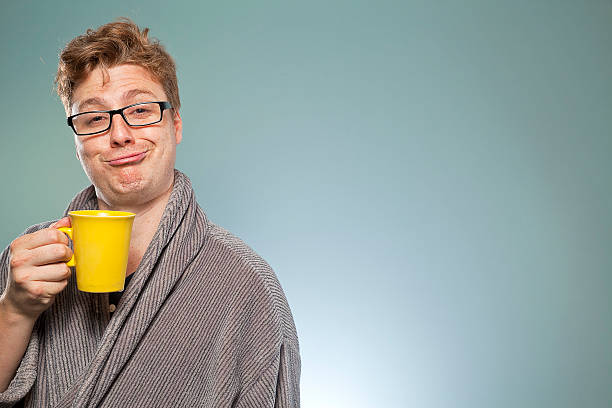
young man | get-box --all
[0,19,300,407]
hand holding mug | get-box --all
[1,217,73,320]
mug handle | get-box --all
[57,227,75,267]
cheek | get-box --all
[76,146,91,162]
[75,143,102,171]
[77,138,103,157]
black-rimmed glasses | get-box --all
[67,101,172,136]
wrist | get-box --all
[0,296,38,326]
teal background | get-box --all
[1,1,611,406]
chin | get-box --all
[93,174,147,206]
[114,177,148,197]
[107,166,147,192]
[90,165,174,207]
[118,176,145,191]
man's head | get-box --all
[56,18,180,114]
[57,19,183,209]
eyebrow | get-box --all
[77,97,106,112]
[76,89,158,112]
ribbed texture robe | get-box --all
[0,170,300,407]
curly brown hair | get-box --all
[56,18,180,113]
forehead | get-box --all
[71,64,165,112]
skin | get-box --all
[0,64,183,392]
[72,65,182,210]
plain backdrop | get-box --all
[1,1,611,407]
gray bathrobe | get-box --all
[0,170,300,407]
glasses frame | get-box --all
[67,101,173,136]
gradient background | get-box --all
[1,1,611,407]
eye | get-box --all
[126,105,155,118]
[88,115,108,125]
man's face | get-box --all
[71,64,182,208]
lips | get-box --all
[105,151,147,166]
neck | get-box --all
[97,184,174,276]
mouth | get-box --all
[105,151,148,166]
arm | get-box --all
[0,302,37,393]
[0,218,72,393]
[233,342,301,408]
[273,342,300,408]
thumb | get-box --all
[50,216,71,229]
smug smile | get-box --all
[105,151,148,166]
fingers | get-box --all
[4,219,74,320]
[12,227,69,251]
[10,243,72,269]
[30,244,73,266]
[41,279,70,296]
[25,263,72,283]
[22,279,69,299]
[50,217,71,229]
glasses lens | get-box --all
[124,103,162,126]
[72,112,111,135]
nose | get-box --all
[108,112,135,147]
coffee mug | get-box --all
[58,210,135,292]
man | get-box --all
[0,19,300,407]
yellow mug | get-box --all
[58,210,135,293]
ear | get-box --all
[172,110,183,145]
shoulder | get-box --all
[205,222,276,286]
[199,220,298,342]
